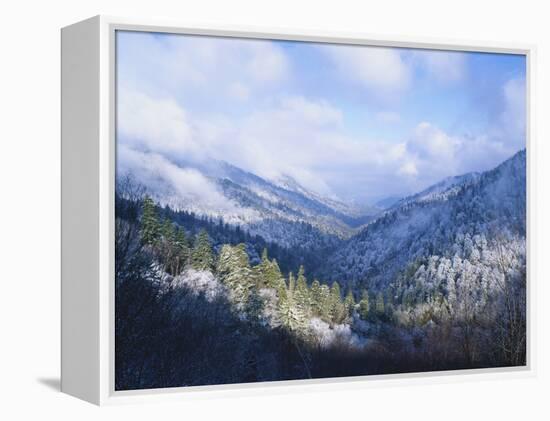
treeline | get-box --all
[117,191,338,278]
[115,192,396,390]
[138,195,387,331]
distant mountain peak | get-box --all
[391,172,481,209]
[374,196,402,210]
[318,149,527,288]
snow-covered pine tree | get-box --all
[288,272,296,294]
[217,244,234,277]
[263,258,285,292]
[277,273,306,333]
[191,229,214,271]
[217,244,254,310]
[253,248,271,288]
[319,284,332,322]
[329,281,346,324]
[295,265,312,317]
[309,279,323,317]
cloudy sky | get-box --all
[116,30,526,204]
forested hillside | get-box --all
[320,150,526,289]
[116,180,342,277]
[115,150,526,390]
[115,189,369,389]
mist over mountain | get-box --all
[121,148,526,283]
[119,146,526,297]
[319,149,526,291]
[121,152,378,242]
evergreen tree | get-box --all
[295,265,311,317]
[161,219,175,242]
[253,248,271,288]
[297,265,306,284]
[358,289,370,320]
[174,227,190,275]
[288,272,296,294]
[217,244,233,278]
[217,244,254,309]
[275,278,288,302]
[191,229,214,271]
[159,219,176,274]
[140,196,160,246]
[278,295,306,332]
[277,274,306,333]
[319,284,332,322]
[264,258,285,291]
[310,279,323,317]
[330,281,346,324]
[344,289,356,318]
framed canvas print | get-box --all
[61,16,534,405]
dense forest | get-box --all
[115,151,526,390]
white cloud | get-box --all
[117,89,408,200]
[415,50,467,82]
[409,122,460,164]
[246,42,289,83]
[322,46,466,106]
[116,29,525,204]
[323,44,411,100]
[117,82,525,204]
[117,144,257,220]
[118,86,521,203]
[398,76,526,189]
[117,31,290,105]
[279,96,343,126]
[398,160,418,176]
[204,95,414,199]
[217,96,348,195]
[117,89,200,159]
[401,113,522,192]
[398,121,461,188]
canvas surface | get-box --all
[114,30,527,391]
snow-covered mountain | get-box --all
[272,174,378,219]
[374,196,402,210]
[387,172,480,210]
[209,161,375,235]
[318,149,527,291]
[123,155,377,249]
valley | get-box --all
[115,149,527,389]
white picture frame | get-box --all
[61,15,536,405]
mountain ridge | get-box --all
[127,153,377,241]
[317,149,526,290]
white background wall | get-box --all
[1,0,548,419]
